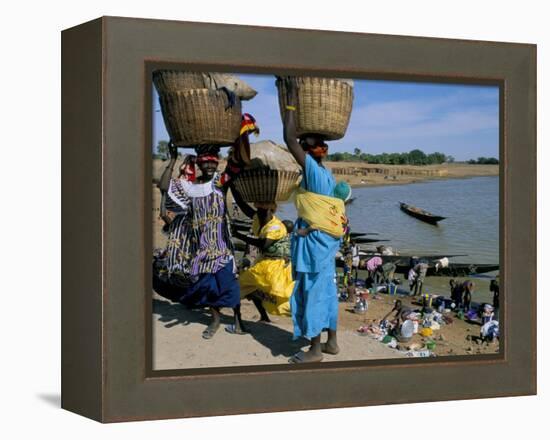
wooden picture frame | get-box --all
[61,16,536,422]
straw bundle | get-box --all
[152,71,207,94]
[158,89,242,147]
[153,70,257,100]
[233,168,302,203]
[276,77,354,140]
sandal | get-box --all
[202,327,218,339]
[224,324,249,335]
[288,351,307,364]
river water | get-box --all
[277,176,499,265]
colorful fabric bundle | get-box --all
[294,187,347,238]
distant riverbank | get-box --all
[325,161,498,188]
[152,159,498,188]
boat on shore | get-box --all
[399,202,446,225]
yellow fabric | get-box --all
[294,187,347,238]
[239,258,293,316]
[251,215,287,240]
[240,215,293,316]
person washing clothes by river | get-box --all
[380,299,413,342]
[365,256,383,286]
[280,77,347,363]
[376,262,397,285]
[342,248,353,288]
[462,280,475,311]
[351,240,360,283]
[411,260,428,296]
[449,279,475,311]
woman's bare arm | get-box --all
[230,183,256,219]
[232,230,275,250]
[158,143,178,192]
[281,77,306,169]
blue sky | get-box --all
[152,74,499,161]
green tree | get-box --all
[353,147,362,158]
[156,140,170,160]
[408,149,428,165]
[427,152,446,165]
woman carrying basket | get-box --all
[153,116,259,339]
[281,78,346,363]
[230,196,294,322]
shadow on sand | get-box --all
[152,298,308,357]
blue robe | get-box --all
[290,155,341,339]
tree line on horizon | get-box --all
[326,148,498,165]
[327,148,449,165]
[154,141,498,165]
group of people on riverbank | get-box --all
[153,80,345,363]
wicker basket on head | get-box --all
[276,77,353,140]
[233,168,302,203]
[152,70,206,94]
[158,89,242,147]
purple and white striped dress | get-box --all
[164,173,234,280]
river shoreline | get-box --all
[324,161,498,188]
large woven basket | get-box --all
[276,77,353,140]
[152,70,206,94]
[158,89,242,147]
[233,169,302,202]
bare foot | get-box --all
[321,341,340,355]
[202,307,221,339]
[202,321,220,339]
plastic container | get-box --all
[386,283,397,295]
[401,320,415,339]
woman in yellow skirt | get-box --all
[230,196,294,322]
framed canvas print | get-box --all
[61,16,536,422]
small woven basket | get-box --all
[233,169,302,202]
[277,77,353,140]
[152,70,206,94]
[158,89,242,147]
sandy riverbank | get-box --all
[326,161,498,187]
[152,276,499,370]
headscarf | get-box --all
[230,113,259,166]
[196,154,219,164]
[178,146,220,182]
[300,136,329,159]
[240,113,259,137]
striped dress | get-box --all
[155,173,240,308]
